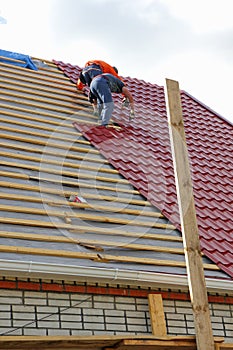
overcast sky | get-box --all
[1,0,233,124]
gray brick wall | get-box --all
[0,289,233,342]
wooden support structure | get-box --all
[148,294,167,336]
[165,79,215,350]
[0,335,227,350]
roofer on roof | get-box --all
[79,71,135,127]
[76,59,123,91]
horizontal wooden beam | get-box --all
[0,230,184,254]
[0,333,225,349]
[0,243,187,267]
[0,159,129,184]
[0,204,175,229]
[0,103,89,123]
[0,68,81,94]
[0,141,107,165]
[0,217,174,242]
[0,334,205,350]
[0,192,163,219]
[0,180,144,206]
[1,150,119,175]
[0,62,73,87]
[0,92,87,114]
[1,77,90,106]
[0,124,90,146]
[0,116,90,142]
[0,132,100,154]
[0,109,85,133]
[0,87,86,112]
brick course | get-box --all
[0,279,232,341]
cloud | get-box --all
[0,15,7,24]
[49,0,195,73]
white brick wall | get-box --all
[0,289,232,342]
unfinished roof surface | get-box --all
[0,51,231,286]
[54,59,233,278]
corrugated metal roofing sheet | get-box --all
[54,60,233,278]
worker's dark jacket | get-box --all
[81,64,102,86]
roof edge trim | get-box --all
[0,259,232,293]
[182,90,233,127]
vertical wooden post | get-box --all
[148,294,167,336]
[165,78,215,350]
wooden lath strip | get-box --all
[0,240,219,270]
[1,150,119,175]
[0,55,26,65]
[0,110,88,137]
[0,124,91,146]
[0,172,29,180]
[0,179,147,206]
[0,159,128,184]
[0,73,85,101]
[0,175,140,197]
[0,62,73,87]
[0,231,183,253]
[0,244,187,267]
[0,102,92,123]
[0,77,90,106]
[0,90,89,113]
[0,192,163,219]
[0,204,174,230]
[0,132,100,154]
[0,141,108,165]
[0,217,172,242]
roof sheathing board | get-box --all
[54,60,233,279]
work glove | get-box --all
[129,109,135,120]
[122,97,130,108]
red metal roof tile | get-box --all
[54,60,233,279]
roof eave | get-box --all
[0,259,232,293]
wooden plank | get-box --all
[0,177,139,197]
[1,78,90,106]
[0,243,187,267]
[0,55,26,64]
[0,218,174,242]
[0,118,90,143]
[0,159,129,184]
[0,76,88,100]
[0,192,163,219]
[0,230,184,254]
[0,141,107,165]
[0,102,88,122]
[0,204,175,229]
[0,68,82,94]
[0,125,90,146]
[220,345,233,350]
[0,62,73,87]
[0,177,139,196]
[110,338,197,350]
[0,113,86,137]
[148,294,167,336]
[0,334,201,350]
[0,150,119,175]
[0,132,100,154]
[0,171,29,180]
[165,79,215,350]
[0,91,88,115]
[0,88,86,112]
